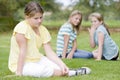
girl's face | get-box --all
[70,14,81,26]
[27,12,43,28]
[90,16,102,28]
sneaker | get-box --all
[76,67,91,75]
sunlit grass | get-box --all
[42,20,120,29]
[82,20,120,28]
[0,31,120,80]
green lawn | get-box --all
[42,20,120,28]
[0,30,120,80]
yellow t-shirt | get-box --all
[8,20,51,72]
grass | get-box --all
[82,20,120,28]
[0,30,120,80]
[42,20,120,28]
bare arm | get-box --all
[62,35,70,58]
[43,43,69,75]
[96,32,104,60]
[15,33,27,76]
[67,39,77,59]
[88,27,96,48]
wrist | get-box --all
[16,72,22,76]
[62,53,66,58]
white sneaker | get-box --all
[76,67,91,75]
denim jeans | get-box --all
[59,49,93,59]
[72,50,93,58]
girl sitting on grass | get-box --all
[56,10,93,59]
[8,1,91,78]
[88,12,119,61]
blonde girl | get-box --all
[88,12,119,60]
[56,10,93,59]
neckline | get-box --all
[25,20,41,37]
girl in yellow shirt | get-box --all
[8,1,91,77]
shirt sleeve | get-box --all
[60,25,72,35]
[97,25,106,35]
[13,21,31,39]
[40,26,51,44]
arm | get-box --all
[88,27,96,48]
[67,39,77,59]
[96,32,104,60]
[62,35,70,58]
[15,33,27,76]
[43,42,69,75]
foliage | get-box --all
[73,0,120,20]
[0,0,120,32]
[0,0,60,18]
[0,0,61,32]
[0,17,18,32]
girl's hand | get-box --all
[88,26,96,36]
[15,71,22,76]
[62,54,66,59]
[60,64,69,76]
[88,24,98,32]
[67,54,73,59]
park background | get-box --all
[0,0,120,80]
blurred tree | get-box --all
[73,0,119,20]
[0,0,18,16]
[0,0,60,19]
[0,0,61,31]
[40,0,60,12]
[111,0,120,20]
[0,0,120,32]
[0,0,19,32]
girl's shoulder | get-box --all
[14,20,29,31]
[13,20,31,36]
[97,25,107,34]
[98,25,105,29]
[61,22,72,29]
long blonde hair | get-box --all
[89,12,110,35]
[69,10,82,34]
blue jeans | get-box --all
[72,50,93,58]
[59,50,93,59]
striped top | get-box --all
[56,22,77,56]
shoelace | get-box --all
[76,68,86,75]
